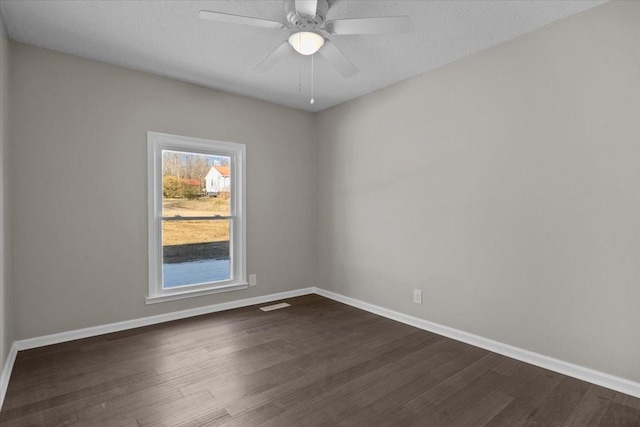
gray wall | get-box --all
[315,1,640,382]
[9,43,315,339]
[0,9,12,369]
[5,0,640,387]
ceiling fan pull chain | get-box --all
[298,48,302,92]
[310,53,315,104]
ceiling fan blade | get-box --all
[295,0,318,18]
[253,41,292,72]
[199,10,285,30]
[325,16,410,35]
[318,40,358,78]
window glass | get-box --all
[147,133,246,303]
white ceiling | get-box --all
[0,0,605,112]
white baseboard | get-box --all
[314,287,640,399]
[15,287,315,351]
[0,342,18,410]
[2,285,638,412]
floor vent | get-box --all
[260,302,291,312]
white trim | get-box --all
[147,132,247,303]
[15,288,314,351]
[0,287,312,409]
[2,286,639,412]
[314,287,640,399]
[145,282,248,305]
[0,342,18,410]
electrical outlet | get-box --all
[413,289,422,304]
[249,274,257,287]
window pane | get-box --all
[162,150,231,217]
[149,133,246,303]
[162,219,231,288]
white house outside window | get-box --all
[147,132,246,304]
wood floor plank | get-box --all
[0,368,158,422]
[10,309,294,384]
[598,402,640,427]
[411,370,509,425]
[491,356,523,377]
[222,324,430,417]
[522,376,590,427]
[218,403,285,427]
[1,294,639,427]
[484,365,566,427]
[371,345,489,410]
[3,383,182,427]
[614,392,640,411]
[286,337,463,426]
[257,332,439,426]
[134,389,228,427]
[369,404,420,427]
[452,389,514,427]
[335,408,385,426]
[70,385,183,427]
[562,384,616,427]
[405,352,502,413]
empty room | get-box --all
[0,0,639,425]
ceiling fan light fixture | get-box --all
[288,31,324,55]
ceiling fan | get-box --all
[199,0,410,78]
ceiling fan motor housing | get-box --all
[285,0,329,30]
[198,0,408,77]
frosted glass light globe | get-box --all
[288,31,325,55]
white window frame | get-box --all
[146,132,247,304]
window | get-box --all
[147,132,246,304]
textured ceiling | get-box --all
[0,0,605,112]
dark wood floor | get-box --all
[1,295,639,426]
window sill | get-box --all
[146,281,249,305]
